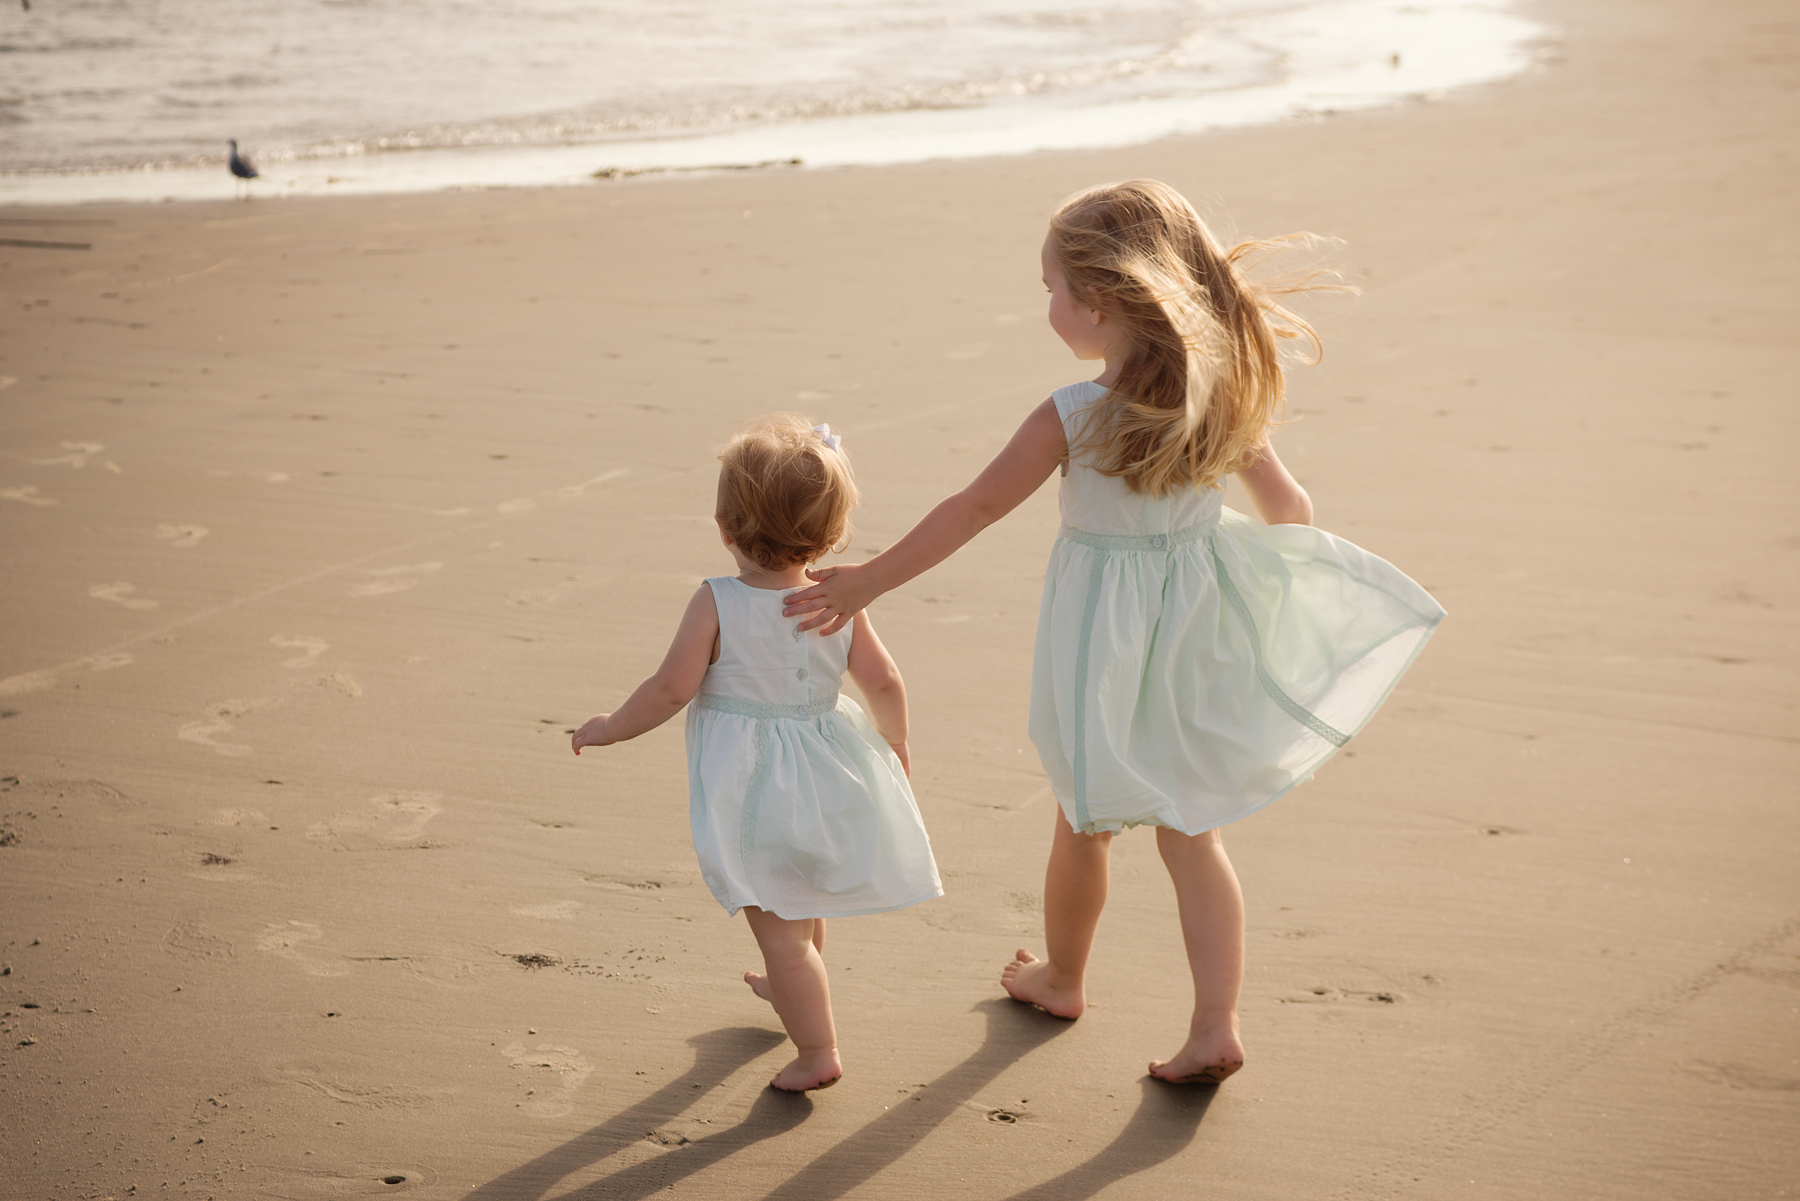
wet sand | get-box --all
[1,0,1796,1197]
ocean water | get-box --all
[0,0,1546,204]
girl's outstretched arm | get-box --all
[785,398,1067,635]
[844,610,910,776]
[1235,438,1313,526]
[572,583,719,753]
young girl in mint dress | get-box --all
[786,179,1443,1083]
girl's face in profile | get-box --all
[1042,233,1115,363]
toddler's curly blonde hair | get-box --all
[716,414,857,571]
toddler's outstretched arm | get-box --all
[572,584,719,753]
[785,398,1067,635]
[845,610,910,776]
[1235,439,1313,526]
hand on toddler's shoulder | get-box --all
[783,562,876,636]
[571,714,613,755]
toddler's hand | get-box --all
[888,740,911,778]
[571,714,613,755]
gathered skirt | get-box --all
[686,692,942,919]
[1029,507,1445,835]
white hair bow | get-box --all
[811,423,843,453]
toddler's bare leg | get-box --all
[742,907,842,1092]
[1148,826,1246,1083]
[745,916,824,1004]
[1001,809,1112,1019]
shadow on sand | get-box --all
[995,1076,1217,1201]
[463,1025,793,1201]
[756,997,1072,1201]
[466,998,1071,1200]
[468,999,1213,1200]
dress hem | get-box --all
[1055,606,1446,837]
[712,886,945,922]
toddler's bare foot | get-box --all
[1000,949,1085,1019]
[743,970,774,1005]
[769,1048,841,1093]
[1148,1024,1245,1084]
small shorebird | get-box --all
[228,139,259,199]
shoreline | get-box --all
[0,1,1545,208]
[1,1,1796,1198]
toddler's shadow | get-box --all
[466,997,1071,1201]
[462,1025,791,1201]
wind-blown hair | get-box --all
[1049,179,1330,495]
[715,414,857,570]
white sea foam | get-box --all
[0,0,1548,204]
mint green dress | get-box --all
[1028,382,1446,836]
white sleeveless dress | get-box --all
[685,576,942,920]
[1029,381,1446,836]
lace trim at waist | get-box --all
[1058,515,1217,552]
[693,691,840,720]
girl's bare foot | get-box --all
[1148,1023,1244,1084]
[743,970,774,1004]
[1000,949,1085,1019]
[769,1048,842,1093]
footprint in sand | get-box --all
[90,582,158,610]
[315,670,362,697]
[0,670,58,697]
[208,469,290,483]
[271,634,328,669]
[256,920,351,977]
[84,652,133,671]
[179,698,273,757]
[155,522,208,548]
[1,485,56,506]
[501,1041,594,1118]
[554,469,631,502]
[31,440,104,468]
[308,790,443,849]
[213,807,270,827]
[349,562,442,597]
[512,900,583,921]
[164,916,234,963]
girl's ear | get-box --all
[715,519,734,546]
[1088,307,1105,326]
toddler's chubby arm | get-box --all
[1235,438,1313,526]
[785,397,1067,635]
[572,583,719,754]
[845,610,910,777]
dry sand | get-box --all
[2,0,1796,1197]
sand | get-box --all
[2,0,1796,1197]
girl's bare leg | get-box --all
[1147,826,1246,1083]
[1001,809,1112,1019]
[742,907,841,1092]
[745,917,824,1002]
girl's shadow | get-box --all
[996,1076,1217,1201]
[466,997,1072,1201]
[757,997,1073,1201]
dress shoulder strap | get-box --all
[1051,380,1109,429]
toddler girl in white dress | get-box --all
[573,414,940,1093]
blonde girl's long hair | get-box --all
[1050,179,1331,495]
